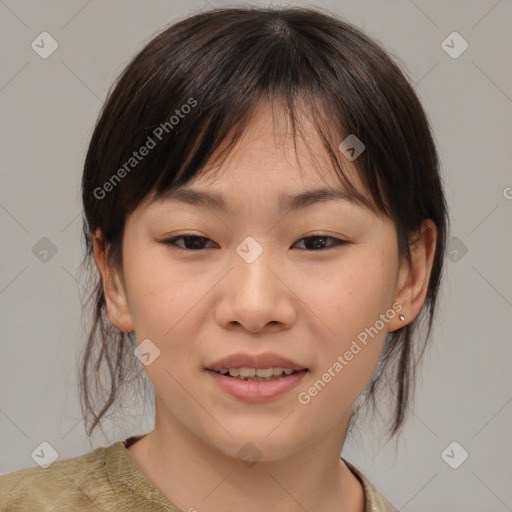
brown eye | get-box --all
[162,235,217,251]
[293,235,348,251]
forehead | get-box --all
[148,181,370,217]
[145,99,376,215]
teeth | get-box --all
[220,367,296,378]
[239,368,256,378]
[258,368,275,378]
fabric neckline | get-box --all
[106,433,181,510]
[107,433,389,512]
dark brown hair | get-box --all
[77,5,449,443]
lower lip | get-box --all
[205,369,308,402]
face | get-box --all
[98,102,418,463]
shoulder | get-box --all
[0,444,114,511]
[342,458,399,512]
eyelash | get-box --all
[161,233,349,252]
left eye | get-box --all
[161,234,347,251]
[295,235,347,250]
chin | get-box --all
[209,431,304,464]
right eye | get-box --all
[161,235,217,251]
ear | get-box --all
[92,229,135,333]
[388,219,437,332]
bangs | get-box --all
[147,92,385,218]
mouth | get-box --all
[206,367,308,382]
[204,352,309,401]
[204,367,309,402]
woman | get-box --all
[0,6,448,511]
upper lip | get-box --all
[206,352,307,372]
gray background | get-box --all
[1,0,511,510]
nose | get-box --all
[214,244,297,333]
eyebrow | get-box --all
[152,186,369,213]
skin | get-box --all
[93,101,437,512]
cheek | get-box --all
[321,251,394,324]
[309,250,396,378]
[123,259,203,392]
[122,250,194,340]
[297,263,394,422]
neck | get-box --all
[127,396,365,512]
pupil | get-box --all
[185,236,206,249]
[308,237,327,249]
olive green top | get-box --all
[0,434,398,511]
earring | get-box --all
[399,314,405,322]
